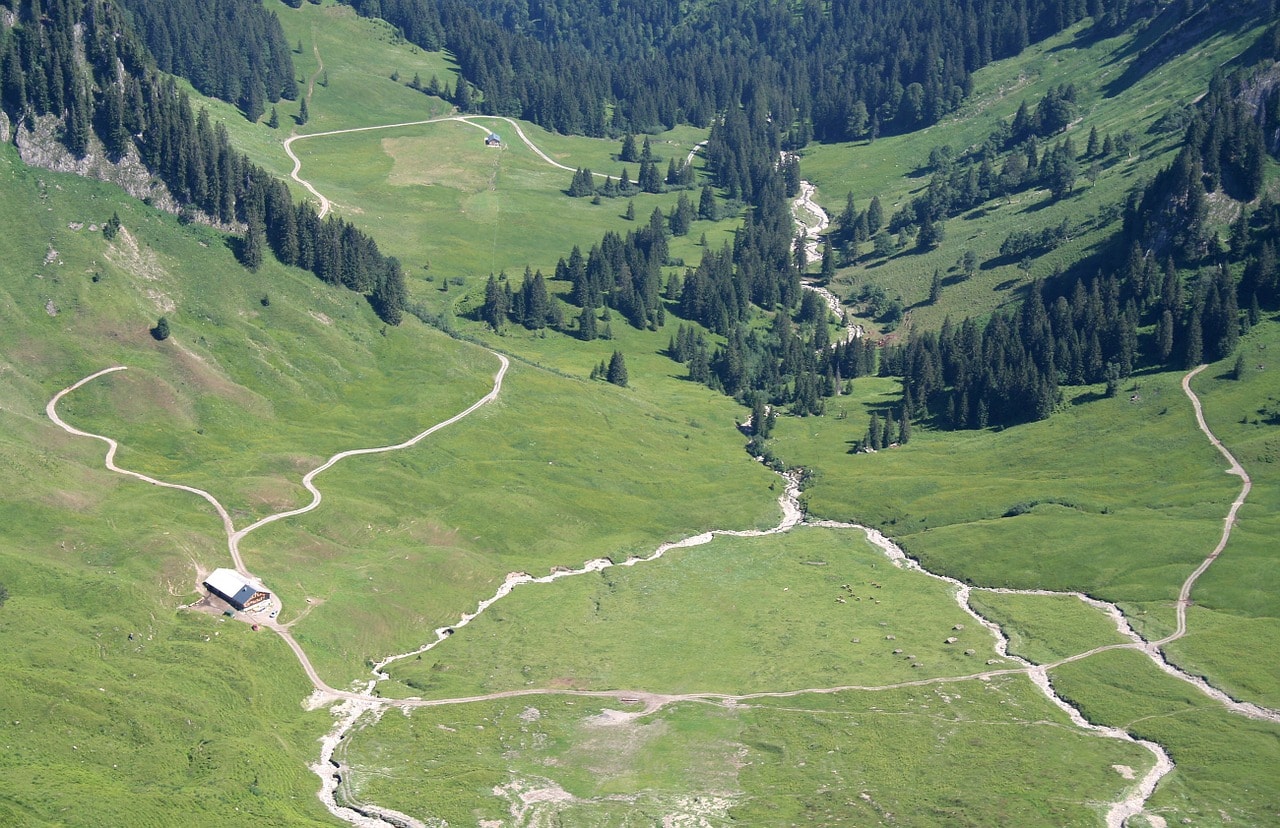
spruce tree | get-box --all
[620,133,637,162]
[374,258,406,325]
[455,79,472,111]
[607,351,628,386]
[242,217,264,271]
[867,196,884,235]
[930,269,943,304]
[821,237,836,280]
[482,274,507,331]
[297,97,309,125]
[578,305,597,340]
[1183,310,1204,369]
[698,185,718,221]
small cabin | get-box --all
[204,568,271,611]
[484,132,502,147]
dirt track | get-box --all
[48,111,1272,826]
[47,355,1273,827]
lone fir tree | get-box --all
[606,351,628,386]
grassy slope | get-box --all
[0,126,775,821]
[802,15,1272,335]
[3,1,1276,824]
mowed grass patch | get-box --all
[771,367,1239,623]
[175,0,461,188]
[1050,649,1280,826]
[1157,322,1280,708]
[341,676,1153,827]
[968,591,1133,664]
[290,119,705,289]
[381,526,1005,699]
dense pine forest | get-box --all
[0,0,406,324]
[481,4,1280,436]
[118,0,298,120]
[344,0,1144,140]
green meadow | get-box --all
[381,526,1004,700]
[342,677,1154,826]
[287,117,706,287]
[1158,321,1280,708]
[0,139,773,819]
[801,16,1274,334]
[772,366,1240,637]
[967,591,1134,665]
[2,0,1278,823]
[1051,649,1280,826]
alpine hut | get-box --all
[204,568,270,611]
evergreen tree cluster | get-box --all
[567,136,694,198]
[856,405,910,452]
[555,208,669,332]
[0,0,405,326]
[1126,65,1273,263]
[118,0,297,120]
[589,351,628,386]
[480,268,563,332]
[339,0,1117,140]
[832,122,1121,265]
[1,0,151,158]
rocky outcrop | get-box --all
[16,114,176,210]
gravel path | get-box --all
[48,360,1272,827]
[50,107,1272,825]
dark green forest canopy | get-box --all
[345,0,1143,139]
[117,0,298,119]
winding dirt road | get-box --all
[47,95,1271,827]
[47,357,1273,827]
[47,353,508,700]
